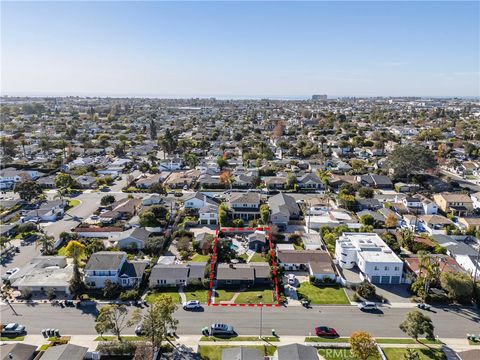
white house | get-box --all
[199,204,219,225]
[0,167,40,189]
[335,233,403,284]
[84,251,147,288]
[471,192,480,209]
[184,192,220,209]
[159,158,183,171]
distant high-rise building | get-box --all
[312,94,327,101]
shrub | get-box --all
[356,282,376,300]
[119,290,139,301]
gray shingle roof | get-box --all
[221,347,263,360]
[277,344,318,360]
[85,251,126,271]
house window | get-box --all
[394,267,400,271]
[384,266,389,271]
[374,266,379,271]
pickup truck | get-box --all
[1,323,26,336]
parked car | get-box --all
[183,300,201,310]
[287,274,296,286]
[135,325,144,336]
[417,303,431,311]
[2,268,19,280]
[315,326,338,337]
[210,323,235,336]
[357,301,378,311]
[1,323,26,336]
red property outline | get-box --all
[207,227,281,307]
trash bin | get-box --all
[54,329,60,338]
[272,329,276,337]
[41,329,47,338]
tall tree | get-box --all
[399,310,435,341]
[149,119,157,140]
[386,144,436,179]
[349,331,378,360]
[14,180,42,203]
[35,234,55,255]
[142,294,178,353]
[95,304,141,342]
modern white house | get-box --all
[335,232,403,284]
[0,167,40,189]
[184,192,220,209]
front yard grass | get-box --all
[1,336,25,341]
[200,336,279,342]
[305,337,350,343]
[468,339,480,345]
[318,348,380,360]
[296,283,350,304]
[383,348,446,360]
[234,289,275,304]
[65,199,81,211]
[145,288,181,304]
[198,345,276,360]
[376,338,442,345]
[56,244,87,261]
[212,289,235,302]
[184,286,210,303]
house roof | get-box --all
[41,344,88,360]
[229,192,261,204]
[403,255,466,276]
[221,346,263,360]
[435,193,473,203]
[85,251,126,271]
[420,214,453,225]
[216,263,255,281]
[277,344,319,360]
[268,192,300,216]
[187,262,207,279]
[150,264,189,281]
[0,343,37,360]
[120,260,148,278]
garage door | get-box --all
[371,276,380,283]
[381,276,390,284]
[391,276,401,284]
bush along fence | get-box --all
[207,226,281,307]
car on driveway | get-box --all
[135,325,144,336]
[287,274,296,286]
[358,301,378,311]
[210,323,235,336]
[315,326,338,337]
[1,323,26,336]
[183,300,201,310]
[2,268,19,280]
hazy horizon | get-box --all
[2,1,479,97]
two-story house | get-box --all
[227,192,261,221]
[84,251,147,288]
[433,193,474,216]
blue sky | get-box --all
[1,1,479,98]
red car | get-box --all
[315,326,338,337]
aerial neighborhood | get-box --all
[1,96,480,359]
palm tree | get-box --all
[418,251,441,296]
[20,138,28,159]
[36,234,55,255]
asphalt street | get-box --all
[1,303,479,338]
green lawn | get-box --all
[376,338,442,345]
[383,348,446,360]
[318,348,380,360]
[469,339,480,345]
[184,287,210,303]
[200,336,279,342]
[191,253,210,262]
[305,337,349,343]
[234,289,275,304]
[248,253,268,262]
[65,199,81,211]
[145,289,181,304]
[296,283,350,304]
[198,345,276,360]
[1,336,25,341]
[212,290,235,302]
